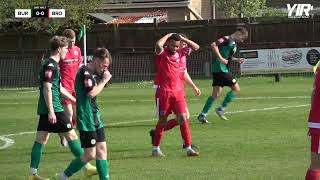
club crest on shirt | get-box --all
[74,51,78,56]
[218,38,224,43]
[45,70,52,78]
[85,79,93,88]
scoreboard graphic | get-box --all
[15,6,65,18]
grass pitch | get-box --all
[0,77,312,179]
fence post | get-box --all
[275,73,281,82]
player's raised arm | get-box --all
[87,70,112,98]
[155,33,173,55]
[180,36,200,51]
[183,71,201,96]
[211,39,228,65]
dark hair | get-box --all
[49,36,69,51]
[168,33,182,41]
[63,29,76,39]
[236,27,248,35]
[93,48,112,64]
[179,33,188,38]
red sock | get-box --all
[306,169,320,180]
[180,119,191,147]
[153,122,165,147]
[164,119,178,131]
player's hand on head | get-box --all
[48,112,57,124]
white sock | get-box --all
[186,147,192,151]
[29,168,37,175]
[152,146,160,151]
[60,172,68,180]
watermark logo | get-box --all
[287,4,313,18]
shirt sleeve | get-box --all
[81,70,94,93]
[155,47,164,56]
[216,36,230,48]
[43,63,56,83]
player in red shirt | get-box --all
[150,34,201,149]
[151,33,199,157]
[306,66,320,180]
[58,29,82,147]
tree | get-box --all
[0,0,102,34]
[215,0,286,18]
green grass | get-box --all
[0,76,313,179]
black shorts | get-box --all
[37,112,73,133]
[79,128,106,148]
[212,72,237,87]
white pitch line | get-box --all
[0,96,310,105]
[0,103,310,150]
[0,136,15,150]
[19,90,37,94]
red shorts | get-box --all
[62,90,76,105]
[310,128,320,154]
[155,89,186,117]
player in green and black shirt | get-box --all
[198,27,248,123]
[28,36,97,180]
[59,48,112,180]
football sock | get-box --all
[64,157,86,177]
[201,96,215,114]
[221,91,236,108]
[97,159,110,180]
[164,119,178,131]
[180,120,191,147]
[153,122,165,147]
[68,139,84,157]
[30,141,44,170]
[305,169,320,180]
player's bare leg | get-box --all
[28,131,50,180]
[95,142,110,180]
[71,104,77,127]
[198,86,223,123]
[216,83,240,120]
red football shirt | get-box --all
[59,45,83,92]
[178,47,192,87]
[308,67,320,134]
[155,48,182,91]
